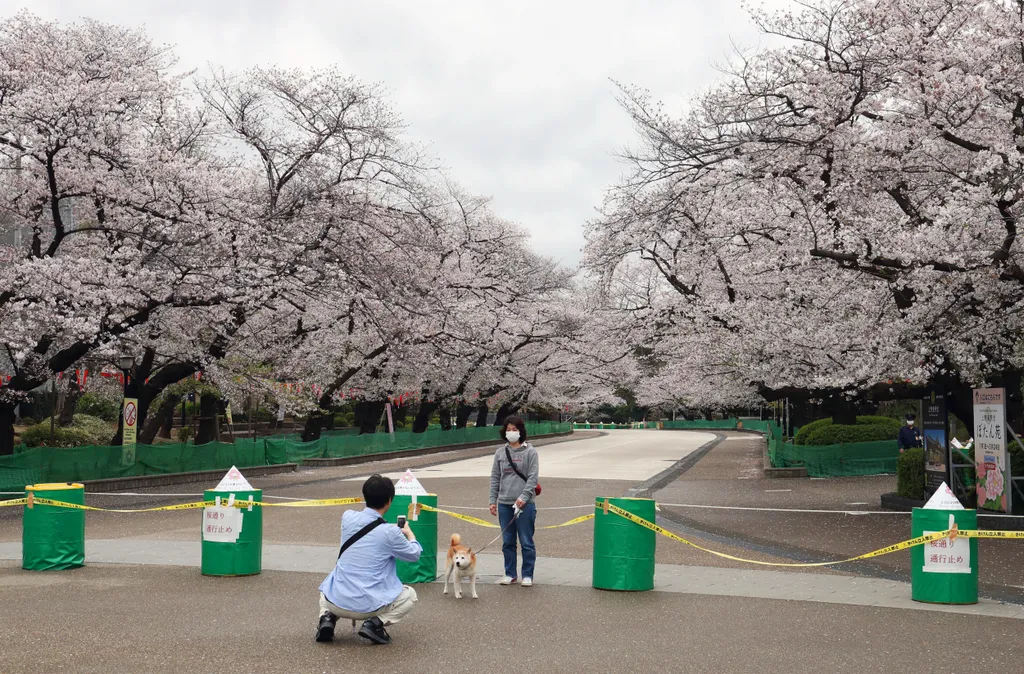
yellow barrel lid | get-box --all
[26,483,84,491]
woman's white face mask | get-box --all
[506,431,521,444]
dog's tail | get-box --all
[450,533,461,547]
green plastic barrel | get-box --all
[201,488,262,576]
[593,497,656,591]
[911,507,978,604]
[384,494,437,584]
[23,483,86,571]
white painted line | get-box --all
[764,489,792,493]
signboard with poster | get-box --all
[973,388,1008,512]
[922,392,949,498]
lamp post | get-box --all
[118,355,135,446]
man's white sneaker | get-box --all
[497,576,517,585]
[522,578,534,587]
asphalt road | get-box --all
[3,429,1024,673]
[2,563,1021,674]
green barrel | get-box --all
[910,507,978,604]
[384,494,437,584]
[593,497,656,591]
[201,488,262,576]
[23,483,86,571]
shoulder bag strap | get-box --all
[505,445,529,482]
[338,518,386,559]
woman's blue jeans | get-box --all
[498,502,536,580]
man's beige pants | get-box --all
[319,586,417,626]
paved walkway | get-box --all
[3,538,1020,620]
[354,429,717,482]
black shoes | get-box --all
[357,617,392,645]
[315,612,337,643]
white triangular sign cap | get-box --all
[394,469,428,495]
[924,482,964,510]
[214,465,253,492]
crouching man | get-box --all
[316,474,421,645]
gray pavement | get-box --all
[1,538,1020,620]
[1,563,1023,674]
[5,429,1024,672]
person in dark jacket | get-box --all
[897,413,923,453]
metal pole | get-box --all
[49,377,56,445]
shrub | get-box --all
[795,415,902,446]
[792,417,833,445]
[76,393,120,422]
[19,413,114,447]
[71,414,116,445]
[176,426,193,443]
[20,423,96,448]
[897,447,925,500]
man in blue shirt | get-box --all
[316,474,422,645]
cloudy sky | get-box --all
[23,0,789,266]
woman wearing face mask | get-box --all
[488,415,540,586]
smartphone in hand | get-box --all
[396,515,406,529]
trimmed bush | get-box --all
[19,413,115,447]
[794,415,901,446]
[21,424,96,448]
[897,447,925,500]
[71,414,116,444]
[76,393,120,422]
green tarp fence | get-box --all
[0,441,267,494]
[764,421,899,477]
[265,422,570,465]
[1,422,572,493]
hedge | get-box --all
[795,415,902,446]
[896,447,925,500]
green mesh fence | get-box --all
[266,422,571,465]
[2,422,572,492]
[764,421,899,477]
[0,441,268,494]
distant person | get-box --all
[897,413,923,453]
[316,474,421,645]
[488,415,540,587]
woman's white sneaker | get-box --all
[497,576,517,585]
[522,578,534,587]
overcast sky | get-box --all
[22,0,789,266]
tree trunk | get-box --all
[455,403,474,429]
[413,399,437,433]
[139,395,179,445]
[492,403,519,425]
[392,403,408,428]
[354,400,386,434]
[475,404,489,428]
[439,407,453,431]
[0,403,15,455]
[57,374,83,427]
[195,395,220,444]
[158,399,174,439]
[301,411,327,442]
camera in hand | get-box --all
[396,515,406,528]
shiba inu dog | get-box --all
[442,533,478,599]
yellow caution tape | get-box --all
[0,497,27,508]
[238,497,364,508]
[599,501,953,568]
[30,497,214,513]
[420,505,594,530]
[420,505,500,528]
[19,496,365,513]
[961,530,1024,539]
[539,514,595,529]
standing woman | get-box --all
[488,416,540,586]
